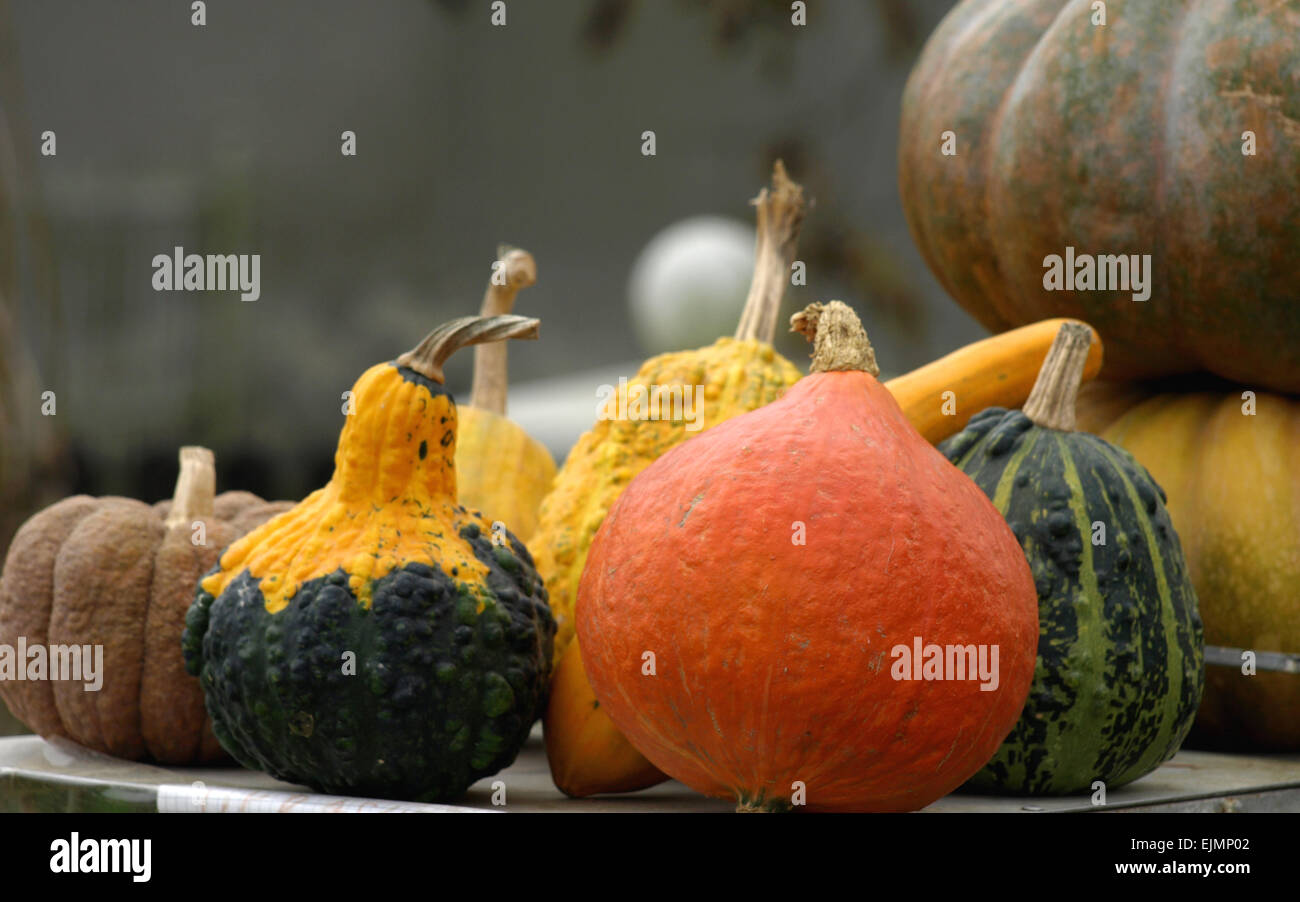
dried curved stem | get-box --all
[397,314,540,385]
[734,160,807,344]
[470,247,537,414]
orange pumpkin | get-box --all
[577,301,1039,812]
[544,315,1103,799]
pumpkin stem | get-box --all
[166,446,215,529]
[470,247,537,415]
[734,788,793,813]
[734,160,808,344]
[1022,321,1093,431]
[396,314,540,385]
[790,300,879,376]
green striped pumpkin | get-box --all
[938,323,1204,795]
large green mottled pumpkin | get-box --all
[939,324,1204,794]
[183,314,555,803]
[899,0,1300,393]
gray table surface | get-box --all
[3,728,1299,812]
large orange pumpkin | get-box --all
[898,0,1300,392]
[545,315,1103,799]
[577,301,1039,812]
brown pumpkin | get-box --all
[899,0,1300,392]
[0,447,291,762]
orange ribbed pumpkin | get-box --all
[577,302,1039,812]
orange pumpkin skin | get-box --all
[578,347,1038,812]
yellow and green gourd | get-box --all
[183,314,555,802]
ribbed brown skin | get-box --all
[0,491,290,762]
[899,0,1300,392]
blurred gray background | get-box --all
[1,0,981,553]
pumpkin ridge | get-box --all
[141,526,203,763]
[1052,430,1113,784]
[1090,460,1173,784]
[51,518,110,754]
[0,498,100,737]
[57,503,160,758]
[1091,437,1201,776]
[1183,394,1229,558]
[990,419,1040,512]
[979,6,1058,331]
[133,543,161,760]
[1150,5,1198,365]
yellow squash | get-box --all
[1076,381,1300,750]
[538,163,809,796]
[454,247,556,544]
[544,637,667,797]
[891,317,1103,442]
[533,162,809,661]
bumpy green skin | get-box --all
[182,523,554,802]
[940,408,1204,795]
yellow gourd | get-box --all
[890,318,1103,442]
[536,163,809,798]
[533,164,809,660]
[454,247,557,544]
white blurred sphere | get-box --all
[627,216,756,354]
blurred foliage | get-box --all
[425,0,932,348]
[426,0,935,356]
[0,0,45,737]
[10,0,960,510]
[758,137,927,361]
[0,0,68,561]
[430,0,927,62]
